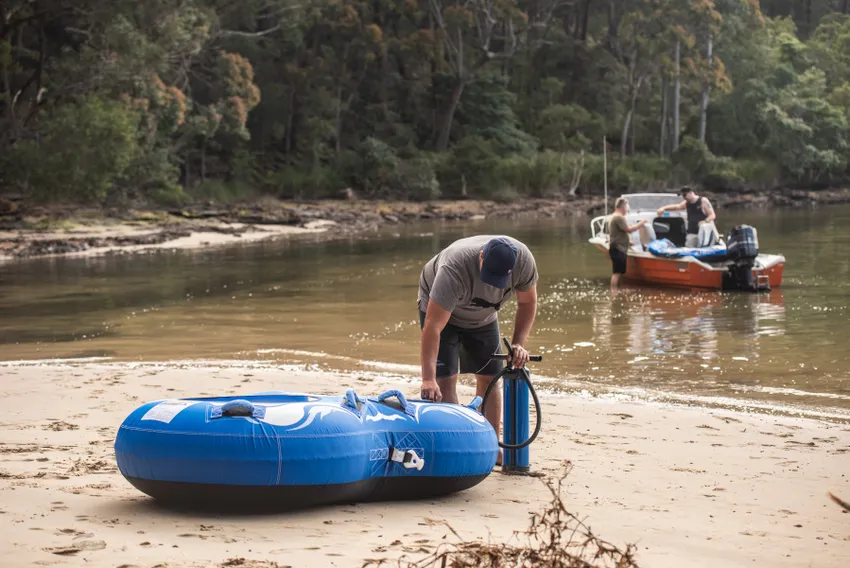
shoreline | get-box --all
[2,188,850,262]
[0,198,594,262]
[0,360,847,567]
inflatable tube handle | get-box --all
[343,388,365,416]
[376,390,415,416]
[466,396,483,412]
[390,447,424,470]
[210,399,266,419]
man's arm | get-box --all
[700,198,716,223]
[657,200,687,216]
[510,285,537,368]
[624,219,648,233]
[420,299,451,401]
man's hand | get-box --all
[510,344,530,368]
[640,219,648,226]
[656,207,665,216]
[421,378,442,402]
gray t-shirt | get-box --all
[417,235,538,329]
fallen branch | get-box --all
[829,492,850,512]
[363,463,639,568]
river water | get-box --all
[2,205,849,422]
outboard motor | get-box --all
[725,225,764,291]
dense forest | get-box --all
[3,0,850,205]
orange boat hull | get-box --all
[623,254,785,290]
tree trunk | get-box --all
[623,75,642,157]
[804,0,812,38]
[581,0,592,42]
[285,91,295,165]
[621,107,631,158]
[673,40,681,153]
[334,85,343,155]
[698,33,713,144]
[607,1,622,58]
[660,75,668,156]
[575,0,592,42]
[435,79,465,151]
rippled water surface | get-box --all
[2,205,849,421]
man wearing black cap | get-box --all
[656,186,717,248]
[418,236,538,444]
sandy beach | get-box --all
[0,359,848,568]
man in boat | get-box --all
[418,236,538,449]
[609,197,648,290]
[656,186,717,248]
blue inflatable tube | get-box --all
[114,388,498,509]
[647,238,728,261]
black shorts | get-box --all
[418,311,505,379]
[609,247,628,274]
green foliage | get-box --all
[537,104,605,153]
[7,97,139,203]
[673,136,714,177]
[7,1,850,204]
[436,136,506,199]
[457,74,538,154]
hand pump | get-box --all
[481,338,543,474]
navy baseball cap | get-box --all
[480,237,518,288]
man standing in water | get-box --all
[609,197,647,290]
[418,236,538,453]
[656,186,717,248]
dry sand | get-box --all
[0,219,338,262]
[0,359,848,568]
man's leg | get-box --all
[436,375,459,404]
[685,233,700,248]
[475,374,501,434]
[458,320,505,464]
[610,248,625,290]
[419,310,460,402]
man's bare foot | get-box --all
[495,448,503,467]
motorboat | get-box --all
[588,193,785,291]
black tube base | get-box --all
[124,474,490,512]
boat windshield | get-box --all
[622,194,682,214]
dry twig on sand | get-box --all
[363,464,639,568]
[829,492,850,512]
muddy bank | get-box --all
[0,197,595,260]
[2,187,850,260]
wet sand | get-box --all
[0,360,848,567]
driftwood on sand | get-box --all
[829,492,850,513]
[363,463,640,568]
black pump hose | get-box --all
[480,366,543,450]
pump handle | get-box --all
[490,337,543,364]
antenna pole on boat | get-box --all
[603,135,608,216]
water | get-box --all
[2,205,850,421]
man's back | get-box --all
[418,235,538,329]
[608,213,631,253]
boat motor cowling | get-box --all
[726,225,759,261]
[725,225,765,291]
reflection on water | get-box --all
[1,206,850,421]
